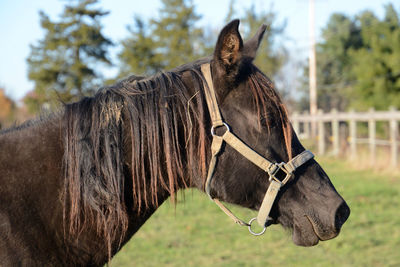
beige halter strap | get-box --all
[200,63,314,235]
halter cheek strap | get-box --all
[200,63,314,235]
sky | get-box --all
[0,0,391,101]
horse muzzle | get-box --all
[293,199,350,246]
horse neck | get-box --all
[0,116,71,264]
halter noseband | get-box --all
[200,63,314,236]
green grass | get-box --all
[110,158,400,266]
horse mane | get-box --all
[0,112,58,136]
[63,65,209,256]
[62,60,292,256]
[248,66,293,159]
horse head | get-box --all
[201,19,350,246]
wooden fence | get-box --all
[291,108,400,168]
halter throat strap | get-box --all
[200,63,314,234]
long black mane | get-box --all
[62,60,291,256]
[63,62,210,255]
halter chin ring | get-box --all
[248,217,267,236]
[211,122,230,137]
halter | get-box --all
[200,63,314,236]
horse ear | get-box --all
[243,24,267,61]
[213,19,243,70]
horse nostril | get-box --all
[334,202,350,231]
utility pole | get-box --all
[309,0,317,137]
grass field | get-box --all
[110,158,400,266]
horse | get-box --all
[0,20,350,266]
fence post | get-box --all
[303,111,310,139]
[390,106,398,167]
[368,108,376,166]
[349,109,357,160]
[318,109,325,155]
[292,112,300,135]
[332,109,339,157]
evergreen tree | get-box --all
[308,13,362,111]
[119,0,285,82]
[350,4,400,110]
[300,4,400,111]
[118,16,163,77]
[119,0,205,77]
[26,0,112,113]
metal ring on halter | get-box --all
[247,217,267,236]
[211,122,230,137]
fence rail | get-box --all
[291,108,399,168]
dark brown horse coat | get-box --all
[0,20,349,266]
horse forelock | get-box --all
[248,66,293,160]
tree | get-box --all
[26,0,113,113]
[118,0,206,77]
[0,88,16,129]
[118,16,164,77]
[312,13,362,111]
[300,4,400,112]
[119,0,286,84]
[350,4,400,110]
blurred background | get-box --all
[0,0,399,266]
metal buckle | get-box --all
[211,122,230,137]
[268,163,292,185]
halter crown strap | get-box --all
[200,64,224,127]
[200,63,314,234]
